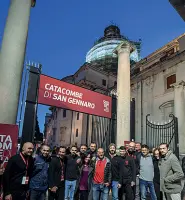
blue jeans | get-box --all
[64,180,77,200]
[111,181,119,200]
[92,183,109,200]
[30,190,46,200]
[139,179,157,200]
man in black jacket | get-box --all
[48,146,66,200]
[3,142,34,200]
[119,146,136,200]
[127,141,141,200]
[64,145,81,200]
[105,143,122,200]
[153,148,162,200]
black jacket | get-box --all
[65,155,81,181]
[128,151,141,175]
[106,154,123,184]
[153,156,160,184]
[3,154,34,196]
[48,156,66,188]
[91,157,112,184]
[182,156,185,176]
[120,155,136,184]
[87,149,97,158]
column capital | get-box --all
[31,0,36,7]
[171,80,185,88]
[114,41,135,55]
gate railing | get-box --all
[146,114,179,157]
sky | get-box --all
[0,0,184,133]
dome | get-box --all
[104,25,121,37]
[86,25,141,63]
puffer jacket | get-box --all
[91,157,111,184]
[159,150,184,194]
[29,155,50,191]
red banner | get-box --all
[0,124,18,167]
[38,75,112,118]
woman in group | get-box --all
[78,153,93,200]
[153,148,162,200]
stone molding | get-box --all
[171,80,185,88]
[113,41,135,55]
[144,76,155,90]
[131,83,140,93]
[163,65,177,76]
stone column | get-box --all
[0,0,34,124]
[171,81,185,155]
[114,42,134,147]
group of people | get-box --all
[1,141,185,200]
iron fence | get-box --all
[146,114,179,158]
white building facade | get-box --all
[129,33,185,155]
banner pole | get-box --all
[21,65,41,146]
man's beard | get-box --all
[128,149,134,154]
[23,152,30,157]
[161,153,166,158]
[99,156,104,160]
[109,150,115,155]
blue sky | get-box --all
[0,0,184,132]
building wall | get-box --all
[56,109,72,146]
[49,109,86,147]
[74,69,88,84]
[86,68,116,89]
[132,59,185,144]
[44,117,54,147]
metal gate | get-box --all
[146,114,179,157]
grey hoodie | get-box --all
[159,150,184,194]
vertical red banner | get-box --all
[0,124,18,167]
